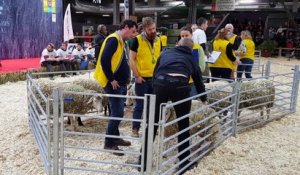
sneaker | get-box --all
[103,145,124,156]
[113,139,131,147]
[131,128,139,138]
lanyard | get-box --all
[145,39,156,64]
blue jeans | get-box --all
[237,58,254,79]
[132,79,153,130]
[189,84,197,97]
[104,84,127,146]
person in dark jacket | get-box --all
[94,24,107,62]
[141,38,207,174]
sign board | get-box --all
[212,0,235,11]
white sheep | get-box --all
[164,100,221,143]
[205,79,275,120]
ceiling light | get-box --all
[103,14,110,17]
[76,11,84,14]
[239,0,256,4]
[162,15,169,17]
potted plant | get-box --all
[257,40,278,57]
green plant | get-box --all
[257,40,278,53]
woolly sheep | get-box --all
[205,79,275,120]
[73,79,110,115]
[164,100,221,143]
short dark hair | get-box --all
[48,43,54,49]
[197,17,207,26]
[119,19,138,30]
[180,25,192,34]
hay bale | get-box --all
[164,100,221,143]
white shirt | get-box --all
[85,47,95,57]
[40,49,57,63]
[192,28,207,45]
[72,49,86,59]
[56,48,73,60]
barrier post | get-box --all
[232,82,240,137]
[265,61,271,79]
[145,94,156,175]
[291,65,300,112]
[52,88,60,175]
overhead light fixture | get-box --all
[162,15,169,18]
[76,11,84,14]
[103,14,110,17]
[239,0,256,4]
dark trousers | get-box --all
[210,67,232,82]
[237,58,254,79]
[132,78,153,130]
[104,84,127,146]
[41,61,70,77]
[141,76,191,171]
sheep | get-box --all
[238,79,275,120]
[205,79,276,121]
[164,100,221,143]
[34,79,101,126]
[73,79,110,116]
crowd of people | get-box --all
[41,16,256,174]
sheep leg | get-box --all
[104,105,108,116]
[67,116,71,125]
[260,107,264,119]
[77,117,84,126]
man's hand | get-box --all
[234,58,241,65]
[110,80,120,90]
[135,76,145,84]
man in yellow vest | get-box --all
[225,23,242,80]
[129,17,162,137]
[94,20,138,156]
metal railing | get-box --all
[27,61,299,175]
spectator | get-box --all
[94,19,138,156]
[40,43,59,79]
[85,43,96,63]
[129,17,162,137]
[140,37,207,174]
[94,24,107,63]
[72,44,87,70]
[84,29,92,43]
[192,17,208,52]
[209,28,240,81]
[237,30,255,79]
[56,42,76,76]
[192,18,210,82]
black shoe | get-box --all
[103,145,124,156]
[113,139,131,146]
[177,161,197,175]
